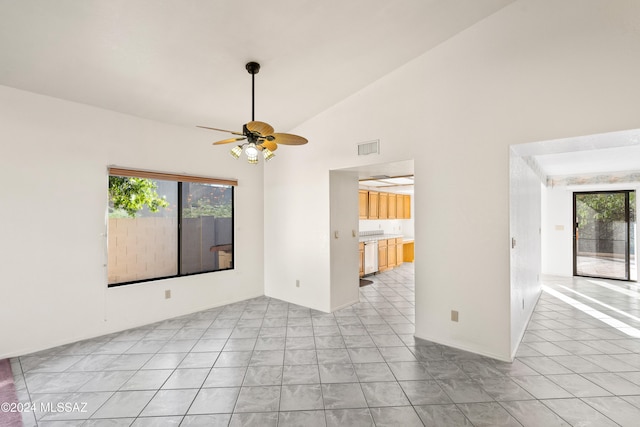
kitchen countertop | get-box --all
[359,234,404,243]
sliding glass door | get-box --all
[573,191,636,281]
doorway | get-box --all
[573,190,636,281]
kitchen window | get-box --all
[107,167,236,286]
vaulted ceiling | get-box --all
[0,0,513,132]
[3,0,638,181]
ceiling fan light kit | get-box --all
[198,62,308,164]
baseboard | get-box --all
[330,298,359,313]
[1,291,265,359]
[510,289,543,360]
[414,332,512,363]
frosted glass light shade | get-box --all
[230,145,243,158]
[263,148,275,161]
[245,143,258,157]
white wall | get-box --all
[509,150,542,358]
[6,0,640,362]
[329,171,360,311]
[263,147,333,311]
[265,0,640,360]
[0,86,265,358]
[541,186,574,276]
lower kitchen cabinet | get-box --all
[396,237,403,266]
[385,237,403,270]
[378,239,388,271]
[388,239,397,268]
[360,237,405,276]
[403,241,414,262]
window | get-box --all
[107,168,236,286]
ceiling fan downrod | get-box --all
[245,62,260,122]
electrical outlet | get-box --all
[451,310,459,322]
[296,280,300,288]
[165,289,171,299]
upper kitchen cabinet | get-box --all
[368,191,379,219]
[358,190,368,219]
[358,190,411,220]
[388,194,397,219]
[403,194,411,219]
[396,194,404,219]
[379,193,388,219]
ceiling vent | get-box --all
[357,139,380,156]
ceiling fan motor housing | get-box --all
[245,62,260,75]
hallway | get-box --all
[8,264,640,426]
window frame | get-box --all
[107,167,237,287]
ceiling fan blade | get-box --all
[197,125,244,136]
[246,121,274,136]
[261,140,278,152]
[270,133,308,145]
[213,137,246,145]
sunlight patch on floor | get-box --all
[542,284,640,338]
[558,285,640,323]
[586,279,640,298]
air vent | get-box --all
[357,140,380,156]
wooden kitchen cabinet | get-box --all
[358,190,368,219]
[403,241,414,262]
[359,242,364,277]
[387,238,397,268]
[378,238,387,271]
[396,194,404,219]
[368,191,379,219]
[396,237,403,266]
[403,194,411,219]
[378,192,388,219]
[388,194,397,219]
[358,190,410,220]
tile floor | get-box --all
[9,263,640,426]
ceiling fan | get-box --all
[197,62,308,164]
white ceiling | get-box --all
[535,145,640,177]
[0,0,513,134]
[513,128,640,179]
[359,176,415,195]
[3,0,636,181]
